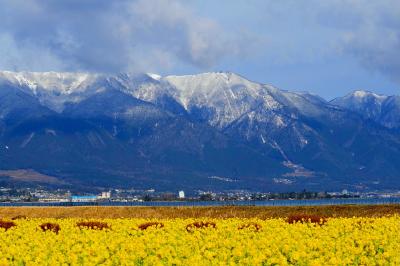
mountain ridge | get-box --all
[1,71,400,192]
[331,89,400,129]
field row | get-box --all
[1,205,400,219]
[0,216,399,265]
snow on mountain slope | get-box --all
[157,72,346,177]
[0,71,103,112]
[163,72,281,128]
[0,71,99,93]
[331,90,388,118]
[0,70,333,154]
[331,90,400,128]
[162,72,332,128]
[110,73,171,102]
[0,70,329,123]
[2,71,399,134]
[0,71,168,113]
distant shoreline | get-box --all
[1,197,400,208]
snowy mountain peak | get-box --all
[160,71,273,127]
[331,90,388,110]
[343,90,388,101]
[330,89,400,128]
[146,73,162,81]
[164,71,259,89]
[0,71,106,112]
[0,71,99,94]
[350,90,387,100]
[353,90,369,98]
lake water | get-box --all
[1,197,400,207]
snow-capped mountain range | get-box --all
[1,71,400,192]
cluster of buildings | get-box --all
[0,187,186,203]
[2,186,400,203]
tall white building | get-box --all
[178,190,185,199]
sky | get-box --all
[0,0,399,99]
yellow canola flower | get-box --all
[0,216,399,265]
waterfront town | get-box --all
[1,187,400,203]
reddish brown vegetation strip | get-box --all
[138,222,164,230]
[0,220,16,231]
[76,221,110,230]
[287,214,327,225]
[238,222,262,231]
[40,223,60,234]
[186,221,216,232]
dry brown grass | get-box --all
[0,205,399,219]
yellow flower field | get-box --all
[0,216,399,265]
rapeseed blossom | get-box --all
[0,216,399,265]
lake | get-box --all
[1,197,400,207]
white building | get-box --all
[178,190,185,199]
[99,191,111,199]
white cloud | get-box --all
[1,0,399,85]
[314,0,400,82]
[0,33,66,71]
[0,0,251,73]
[127,0,247,68]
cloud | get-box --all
[314,0,400,83]
[0,0,250,73]
[127,0,247,69]
[0,33,66,71]
[1,0,399,86]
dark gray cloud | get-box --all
[0,0,249,73]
